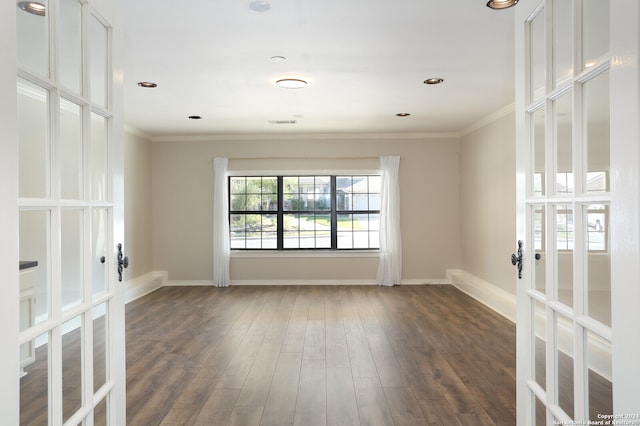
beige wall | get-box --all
[151,136,462,282]
[460,111,517,295]
[124,131,153,279]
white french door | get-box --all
[1,0,126,424]
[515,0,640,424]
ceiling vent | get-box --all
[268,120,297,125]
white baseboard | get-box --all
[125,271,167,303]
[166,278,449,287]
[402,278,452,285]
[446,268,611,381]
[166,280,215,287]
[446,268,517,323]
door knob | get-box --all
[511,240,524,279]
[117,243,129,282]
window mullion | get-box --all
[277,176,283,249]
[331,176,337,249]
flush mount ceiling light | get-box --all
[396,113,411,117]
[17,1,46,16]
[137,81,157,88]
[486,0,518,10]
[270,55,287,62]
[424,78,444,85]
[268,120,297,125]
[276,78,308,89]
[249,1,271,12]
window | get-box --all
[229,175,380,250]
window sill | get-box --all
[230,250,379,259]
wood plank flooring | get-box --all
[20,284,614,425]
[124,285,518,425]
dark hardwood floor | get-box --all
[125,285,518,426]
[20,284,614,425]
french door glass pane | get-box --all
[535,396,546,426]
[91,112,108,201]
[586,331,612,420]
[62,316,84,423]
[554,92,573,195]
[534,300,546,390]
[60,98,83,199]
[585,204,611,327]
[18,79,49,199]
[89,14,108,107]
[62,209,84,310]
[582,0,610,69]
[16,0,49,77]
[584,72,610,193]
[59,0,83,93]
[20,332,50,426]
[93,303,107,393]
[556,312,574,418]
[532,108,545,196]
[94,396,108,426]
[93,209,109,296]
[20,209,51,325]
[553,0,573,87]
[555,205,573,307]
[530,8,546,102]
[533,206,546,294]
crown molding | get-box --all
[124,125,153,140]
[460,103,515,137]
[149,131,461,143]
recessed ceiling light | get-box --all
[249,1,271,12]
[396,113,411,117]
[188,115,202,120]
[270,55,287,62]
[486,0,518,10]
[137,81,157,88]
[276,78,308,89]
[424,78,444,85]
[17,1,46,16]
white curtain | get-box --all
[376,156,402,286]
[212,157,231,287]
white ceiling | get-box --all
[123,0,516,137]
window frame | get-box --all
[228,174,381,251]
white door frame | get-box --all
[0,0,20,423]
[609,0,640,413]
